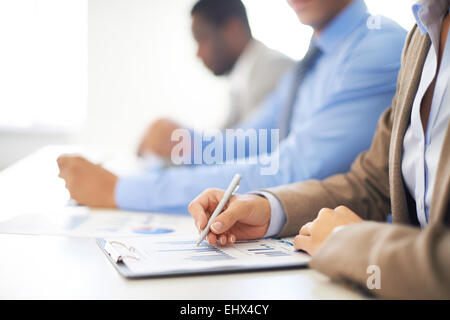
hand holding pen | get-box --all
[189,174,272,246]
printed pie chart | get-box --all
[133,227,174,235]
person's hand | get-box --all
[188,188,271,246]
[137,118,183,159]
[57,155,118,208]
[294,206,363,255]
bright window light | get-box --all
[0,0,87,132]
[365,0,416,31]
[244,0,417,60]
[243,0,313,60]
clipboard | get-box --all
[97,236,310,279]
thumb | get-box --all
[210,206,241,235]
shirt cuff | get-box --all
[250,191,287,238]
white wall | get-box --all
[0,0,87,169]
[77,0,229,153]
[0,0,230,168]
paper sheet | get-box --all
[103,235,310,274]
[0,209,196,238]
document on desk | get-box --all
[97,235,310,278]
[0,209,196,238]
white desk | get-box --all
[0,146,367,299]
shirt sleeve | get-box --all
[250,191,287,238]
[236,71,291,132]
[183,71,294,164]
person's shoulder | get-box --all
[366,15,408,42]
[249,40,295,84]
[255,39,295,66]
[356,16,407,53]
[344,16,407,68]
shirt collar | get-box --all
[314,0,369,54]
[413,0,449,34]
[412,0,449,51]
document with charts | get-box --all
[0,209,197,238]
[97,235,310,278]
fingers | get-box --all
[318,206,362,223]
[204,206,241,247]
[218,234,228,246]
[57,155,73,173]
[57,155,66,169]
[188,188,224,231]
[334,205,353,214]
[207,232,217,245]
[317,207,333,219]
[299,222,313,236]
[189,201,209,232]
[318,206,354,217]
[56,155,88,191]
[57,155,73,178]
[294,206,359,256]
[294,235,313,254]
[57,155,87,170]
[209,199,242,235]
[188,188,242,247]
[206,232,236,246]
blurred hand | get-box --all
[294,206,363,255]
[188,188,271,246]
[57,155,118,208]
[137,117,183,159]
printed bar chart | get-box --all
[157,240,235,261]
[99,235,310,277]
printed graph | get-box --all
[239,242,291,257]
[111,236,309,276]
[156,240,234,261]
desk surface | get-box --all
[0,146,367,299]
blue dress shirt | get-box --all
[115,0,407,214]
[402,0,450,227]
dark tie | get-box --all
[278,43,322,139]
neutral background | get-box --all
[0,0,416,169]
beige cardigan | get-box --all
[263,26,450,299]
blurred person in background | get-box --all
[57,0,407,214]
[137,0,294,158]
